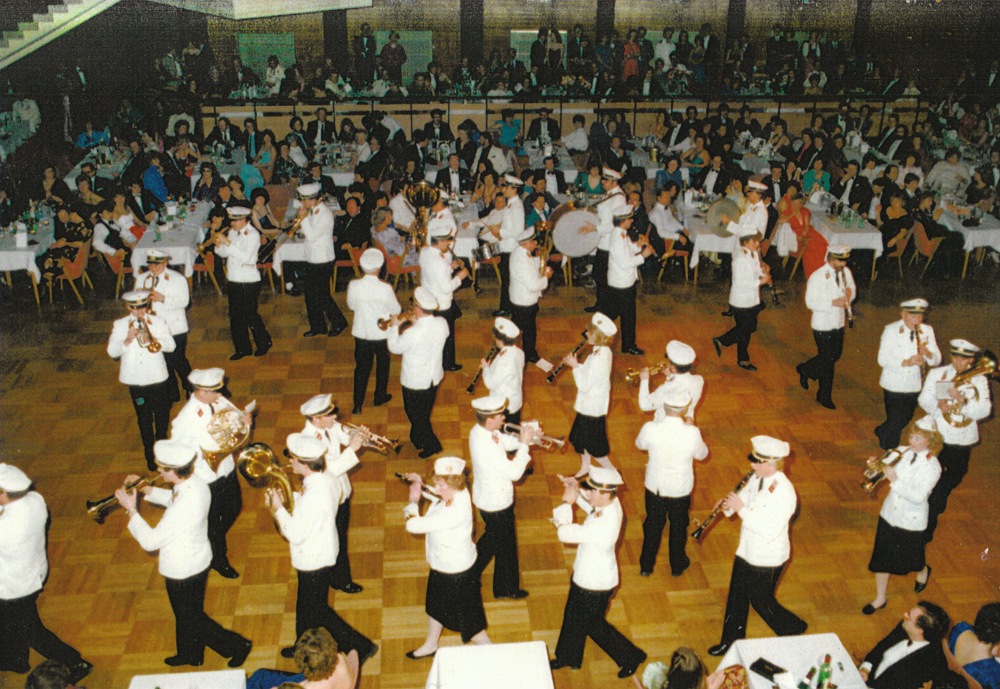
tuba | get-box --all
[237,443,296,512]
[406,181,441,248]
[203,408,252,471]
[942,352,998,428]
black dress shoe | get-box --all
[671,561,690,577]
[707,642,732,657]
[228,638,252,667]
[525,356,540,364]
[738,361,758,371]
[796,364,809,390]
[352,406,363,415]
[66,660,94,685]
[373,394,393,407]
[147,459,158,472]
[618,651,647,679]
[549,658,581,670]
[721,308,733,317]
[303,330,327,337]
[229,352,248,361]
[405,649,437,660]
[640,570,652,577]
[214,563,240,579]
[444,364,463,372]
[329,324,347,337]
[165,655,204,667]
[712,338,723,357]
[359,643,379,666]
[583,305,599,313]
[623,346,645,356]
[496,589,529,599]
[281,645,296,658]
[254,343,272,357]
[915,566,932,593]
[818,398,837,410]
[862,601,887,615]
[418,448,440,459]
[338,582,364,594]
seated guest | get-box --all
[691,154,731,196]
[878,190,914,263]
[273,141,304,185]
[143,154,169,203]
[302,163,338,203]
[470,170,500,214]
[831,161,874,212]
[860,153,882,184]
[966,169,997,211]
[633,646,726,689]
[655,156,685,192]
[537,156,568,194]
[803,158,831,195]
[335,197,368,261]
[128,180,161,225]
[898,152,926,189]
[578,162,605,195]
[75,120,109,149]
[945,602,1000,689]
[423,109,454,142]
[305,108,335,152]
[36,204,93,288]
[527,107,561,141]
[524,192,550,230]
[370,206,418,267]
[910,191,967,278]
[925,148,971,196]
[604,134,632,177]
[287,117,309,153]
[434,153,472,195]
[245,628,359,689]
[560,114,589,154]
[193,163,222,203]
[858,601,953,689]
[901,173,923,211]
[525,175,559,213]
[649,183,691,252]
[403,130,430,178]
[356,137,390,186]
[92,200,136,263]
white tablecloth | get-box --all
[801,203,884,258]
[130,202,210,277]
[718,633,866,689]
[683,203,737,269]
[128,669,245,689]
[525,144,579,185]
[426,640,554,689]
[939,209,1000,252]
[0,213,56,282]
[64,151,126,187]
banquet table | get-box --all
[127,668,245,689]
[0,217,56,303]
[130,202,211,278]
[273,200,344,278]
[63,148,127,187]
[718,633,866,689]
[773,203,884,279]
[525,143,579,185]
[425,640,554,689]
[938,207,1000,277]
[681,202,737,282]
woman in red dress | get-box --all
[781,192,828,278]
[621,30,640,83]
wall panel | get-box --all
[207,13,325,70]
[345,0,462,77]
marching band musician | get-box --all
[712,225,770,371]
[636,387,709,578]
[388,287,450,458]
[874,299,942,450]
[719,179,768,237]
[582,168,628,315]
[493,174,526,317]
[796,244,856,410]
[0,463,93,684]
[468,396,536,600]
[295,183,349,338]
[419,216,469,372]
[402,457,493,659]
[266,433,378,664]
[480,318,525,425]
[508,227,550,365]
[566,313,617,477]
[213,206,272,360]
[346,248,401,413]
[605,205,655,356]
[708,435,807,657]
[638,340,703,424]
[918,339,993,542]
[115,440,252,668]
[135,249,192,402]
[300,394,366,594]
[107,290,176,471]
[863,416,942,615]
[169,368,247,579]
[549,468,647,678]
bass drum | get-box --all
[551,204,600,258]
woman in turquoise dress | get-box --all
[496,109,523,154]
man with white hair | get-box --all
[346,248,401,413]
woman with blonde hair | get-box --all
[634,646,727,689]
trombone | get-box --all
[342,422,402,454]
[623,361,672,384]
[86,473,164,524]
[501,422,567,453]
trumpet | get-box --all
[691,468,756,541]
[860,447,904,499]
[394,472,442,500]
[624,361,673,384]
[86,473,163,524]
[196,229,227,252]
[546,330,589,383]
[467,343,499,394]
[342,422,402,454]
[501,422,567,453]
[133,315,162,353]
[377,310,416,333]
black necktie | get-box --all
[910,329,916,343]
[835,270,842,287]
[758,478,764,491]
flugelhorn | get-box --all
[546,330,589,383]
[467,343,499,394]
[86,473,163,524]
[691,468,756,541]
[501,422,567,453]
[860,447,904,499]
[624,361,672,384]
[342,422,401,454]
[134,315,162,353]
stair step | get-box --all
[3,30,23,41]
[34,13,56,24]
[17,21,39,33]
[48,4,71,14]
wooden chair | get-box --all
[906,221,943,279]
[257,239,278,293]
[470,251,502,291]
[51,240,94,304]
[378,244,421,291]
[657,239,690,282]
[786,232,813,281]
[193,252,222,295]
[103,251,133,298]
[332,243,364,292]
[874,225,913,280]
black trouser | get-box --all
[473,503,521,597]
[874,390,919,450]
[603,284,637,351]
[509,302,540,361]
[0,591,82,672]
[799,328,845,404]
[591,249,609,311]
[925,443,973,542]
[639,491,691,575]
[208,470,242,571]
[719,556,807,644]
[554,582,646,669]
[353,338,391,410]
[164,568,247,662]
[304,261,347,333]
[129,381,171,466]
[331,497,354,588]
[227,281,271,355]
[163,331,193,401]
[434,302,461,370]
[498,252,512,313]
[717,304,760,364]
[402,385,441,454]
[296,566,374,658]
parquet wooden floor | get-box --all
[1,256,998,689]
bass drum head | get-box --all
[551,205,601,257]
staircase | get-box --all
[0,0,125,71]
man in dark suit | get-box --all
[356,137,390,186]
[334,197,369,262]
[681,105,701,133]
[203,117,243,152]
[404,130,430,178]
[422,109,454,142]
[536,156,567,194]
[353,23,377,86]
[830,161,874,212]
[527,108,561,141]
[120,140,148,187]
[305,108,335,153]
[505,49,527,85]
[530,28,548,76]
[691,154,732,196]
[305,162,340,201]
[824,103,853,137]
[859,602,953,689]
[434,153,472,194]
[706,103,734,133]
[873,114,902,154]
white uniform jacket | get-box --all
[918,365,992,446]
[347,273,401,341]
[135,267,190,335]
[300,203,336,264]
[0,492,49,599]
[608,226,645,289]
[273,471,340,571]
[880,448,941,531]
[107,313,176,386]
[639,373,704,423]
[468,424,531,512]
[303,419,360,503]
[498,195,525,254]
[877,321,941,393]
[404,489,477,574]
[553,496,623,590]
[128,476,213,579]
[170,396,240,480]
[573,346,612,417]
[636,416,709,497]
[729,246,764,309]
[726,200,767,237]
[419,245,461,311]
[388,315,449,390]
[805,263,856,331]
[482,345,524,413]
[649,202,685,241]
[509,244,548,307]
[595,188,627,251]
[215,225,262,283]
[727,471,796,567]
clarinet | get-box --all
[691,468,756,541]
[546,330,589,384]
[466,343,500,394]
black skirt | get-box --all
[868,516,926,575]
[568,413,610,457]
[425,566,487,643]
